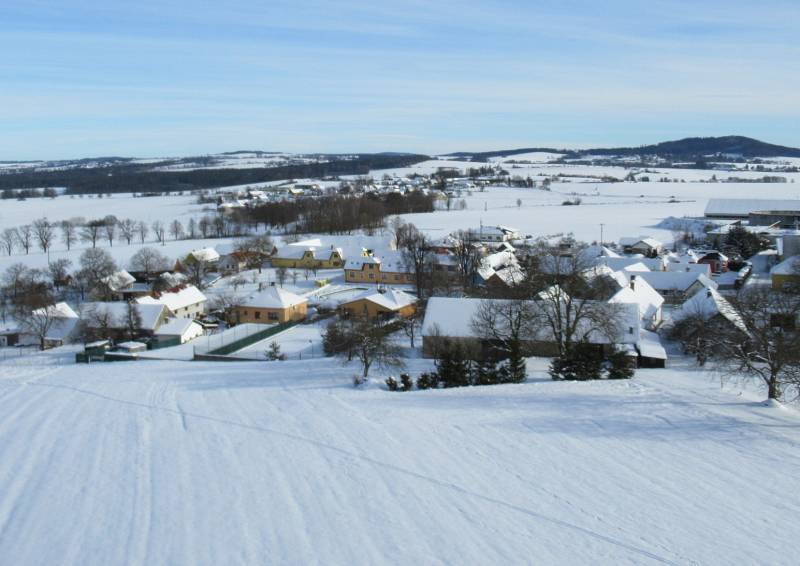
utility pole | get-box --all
[600,223,605,246]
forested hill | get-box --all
[0,153,430,195]
[577,136,800,159]
[451,136,800,161]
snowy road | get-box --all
[0,352,798,565]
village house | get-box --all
[770,255,800,290]
[99,270,151,301]
[345,252,414,285]
[599,255,668,272]
[80,302,169,340]
[186,247,220,267]
[619,237,664,256]
[153,318,205,345]
[420,296,660,365]
[218,251,249,274]
[232,287,308,324]
[670,287,748,341]
[17,302,81,349]
[693,250,729,274]
[476,251,525,288]
[609,274,665,331]
[271,241,345,269]
[464,225,520,243]
[137,284,207,319]
[627,270,717,303]
[339,289,418,320]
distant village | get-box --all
[1,190,799,399]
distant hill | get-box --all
[454,136,800,161]
[576,136,800,159]
[445,147,563,160]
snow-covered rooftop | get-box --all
[240,287,308,309]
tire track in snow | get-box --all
[28,380,688,565]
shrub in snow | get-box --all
[385,376,399,391]
[435,341,472,388]
[606,351,636,380]
[416,372,439,390]
[549,343,603,381]
[352,374,367,388]
[400,373,413,391]
[472,358,501,386]
[266,341,286,361]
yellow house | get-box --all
[771,255,800,290]
[233,287,308,324]
[345,252,414,285]
[271,244,344,269]
[340,289,418,320]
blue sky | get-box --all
[1,0,799,160]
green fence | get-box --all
[202,321,300,357]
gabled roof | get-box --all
[82,302,167,331]
[421,297,640,345]
[140,285,207,312]
[32,302,78,319]
[672,287,748,335]
[610,275,665,323]
[632,271,717,293]
[101,270,136,292]
[155,318,203,337]
[342,289,417,311]
[345,251,407,272]
[240,287,308,309]
[599,256,666,272]
[771,255,800,276]
[188,247,220,263]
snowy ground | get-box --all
[0,350,798,565]
[233,323,324,360]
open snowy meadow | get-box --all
[2,158,800,565]
[0,351,798,565]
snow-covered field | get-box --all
[0,351,798,565]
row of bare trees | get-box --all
[0,213,254,257]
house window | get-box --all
[394,275,400,281]
[255,311,261,320]
[268,312,278,321]
[369,274,375,279]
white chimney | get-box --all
[629,274,636,290]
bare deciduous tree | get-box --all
[129,247,170,280]
[80,220,104,248]
[18,224,33,254]
[400,223,433,298]
[275,266,288,288]
[136,220,149,244]
[60,221,77,251]
[32,218,55,255]
[0,228,18,255]
[715,287,800,401]
[118,219,137,245]
[451,230,483,290]
[169,219,184,241]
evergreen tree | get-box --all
[606,350,635,379]
[473,357,501,386]
[435,340,472,388]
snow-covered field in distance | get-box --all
[2,158,800,272]
[0,351,797,565]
